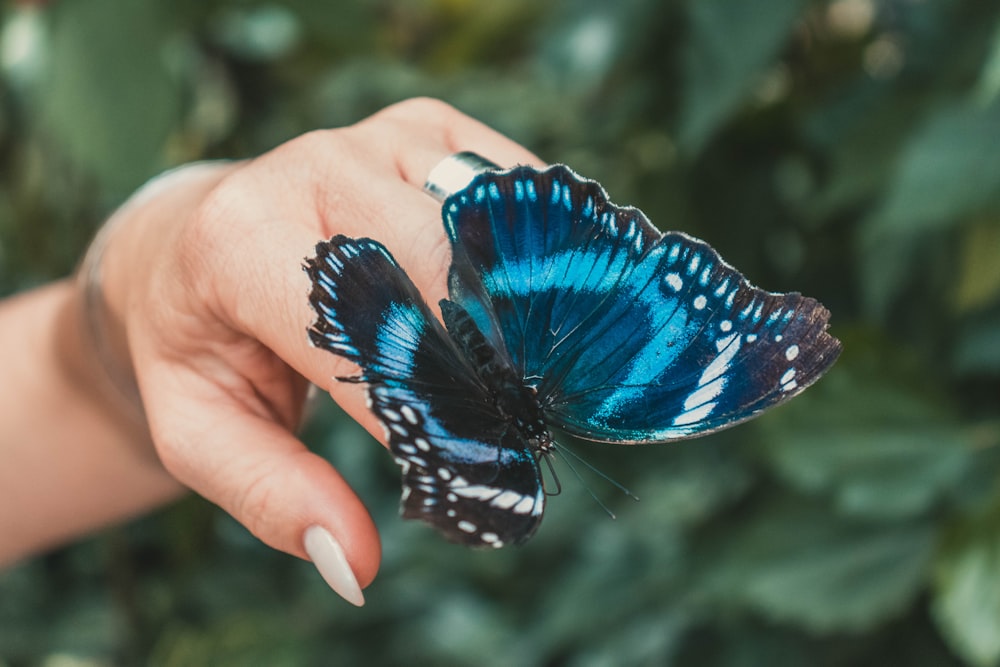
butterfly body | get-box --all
[306,165,841,548]
[439,298,550,452]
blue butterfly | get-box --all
[305,165,840,548]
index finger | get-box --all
[200,98,543,431]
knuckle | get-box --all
[370,96,460,127]
[279,127,345,156]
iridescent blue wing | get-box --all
[305,237,544,547]
[444,166,841,443]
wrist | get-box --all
[74,160,241,426]
[75,209,145,421]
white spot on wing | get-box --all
[672,402,715,426]
[683,376,725,411]
[700,265,712,286]
[673,334,741,426]
[491,490,527,510]
[452,485,502,501]
[400,405,419,424]
[513,497,536,515]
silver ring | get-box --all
[423,151,501,202]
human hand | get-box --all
[92,98,542,604]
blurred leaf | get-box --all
[804,82,926,220]
[210,4,303,62]
[678,0,806,152]
[45,594,127,659]
[863,100,1000,240]
[857,226,934,319]
[149,612,309,667]
[40,0,180,196]
[955,311,1000,375]
[933,501,1000,667]
[539,0,655,91]
[421,0,540,71]
[955,218,1000,313]
[975,16,1000,105]
[288,0,377,50]
[698,498,934,633]
[762,350,972,520]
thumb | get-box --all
[142,367,380,606]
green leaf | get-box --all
[864,100,1000,240]
[678,0,806,152]
[975,16,1000,106]
[955,313,1000,375]
[933,502,1000,667]
[955,218,1000,313]
[762,350,972,520]
[698,497,934,633]
[40,0,180,197]
[803,81,926,219]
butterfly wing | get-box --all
[306,237,544,547]
[444,166,841,443]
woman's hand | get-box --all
[3,98,541,604]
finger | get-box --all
[140,360,380,605]
[199,99,541,389]
[178,99,542,449]
[354,97,546,188]
[187,197,427,442]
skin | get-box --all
[0,98,542,591]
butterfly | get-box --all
[305,164,841,548]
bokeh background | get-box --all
[2,0,1000,664]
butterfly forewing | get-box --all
[306,237,545,546]
[443,166,841,444]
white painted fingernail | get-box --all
[303,525,365,606]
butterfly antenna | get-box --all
[554,441,640,503]
[539,449,563,497]
[551,447,618,520]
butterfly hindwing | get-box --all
[305,237,544,546]
[443,166,841,443]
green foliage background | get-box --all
[2,0,1000,664]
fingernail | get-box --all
[304,525,365,606]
